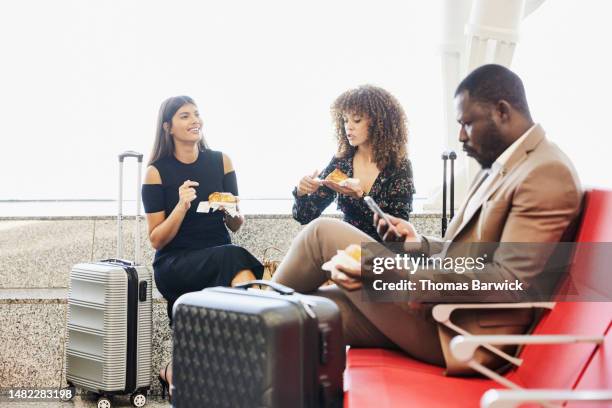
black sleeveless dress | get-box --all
[141,149,263,322]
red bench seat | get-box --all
[345,348,494,408]
[343,189,612,407]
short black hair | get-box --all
[455,64,531,118]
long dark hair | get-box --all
[148,95,209,165]
[331,85,408,170]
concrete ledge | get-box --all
[0,288,67,304]
[0,213,442,395]
[0,214,441,289]
[0,288,172,396]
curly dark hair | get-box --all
[331,85,408,170]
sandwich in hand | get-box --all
[324,168,360,190]
[325,169,349,184]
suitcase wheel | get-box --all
[60,383,76,401]
[130,392,147,407]
[97,396,112,408]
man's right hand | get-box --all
[375,213,420,243]
[296,170,321,197]
[177,180,199,212]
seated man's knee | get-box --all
[306,217,344,239]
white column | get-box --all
[425,0,473,212]
[463,0,545,182]
[428,0,546,212]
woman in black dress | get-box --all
[141,95,263,398]
[293,85,415,241]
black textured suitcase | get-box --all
[171,280,345,408]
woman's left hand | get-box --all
[219,205,244,232]
[321,180,364,199]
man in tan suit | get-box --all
[272,64,582,375]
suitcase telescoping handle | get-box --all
[235,280,295,295]
[441,150,457,237]
[441,152,449,236]
[117,151,144,265]
[448,150,456,221]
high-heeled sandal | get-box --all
[158,362,172,402]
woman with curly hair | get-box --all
[293,84,415,241]
[274,86,419,351]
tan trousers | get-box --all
[272,218,445,366]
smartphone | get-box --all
[364,196,397,235]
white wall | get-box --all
[0,0,443,202]
[0,0,610,206]
[513,0,612,189]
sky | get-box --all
[0,0,611,206]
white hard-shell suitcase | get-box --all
[65,151,152,408]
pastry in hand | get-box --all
[325,168,349,184]
[208,192,238,203]
[322,243,361,277]
[344,244,361,262]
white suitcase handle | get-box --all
[117,151,143,264]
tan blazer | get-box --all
[420,124,583,374]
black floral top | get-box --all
[292,152,415,241]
